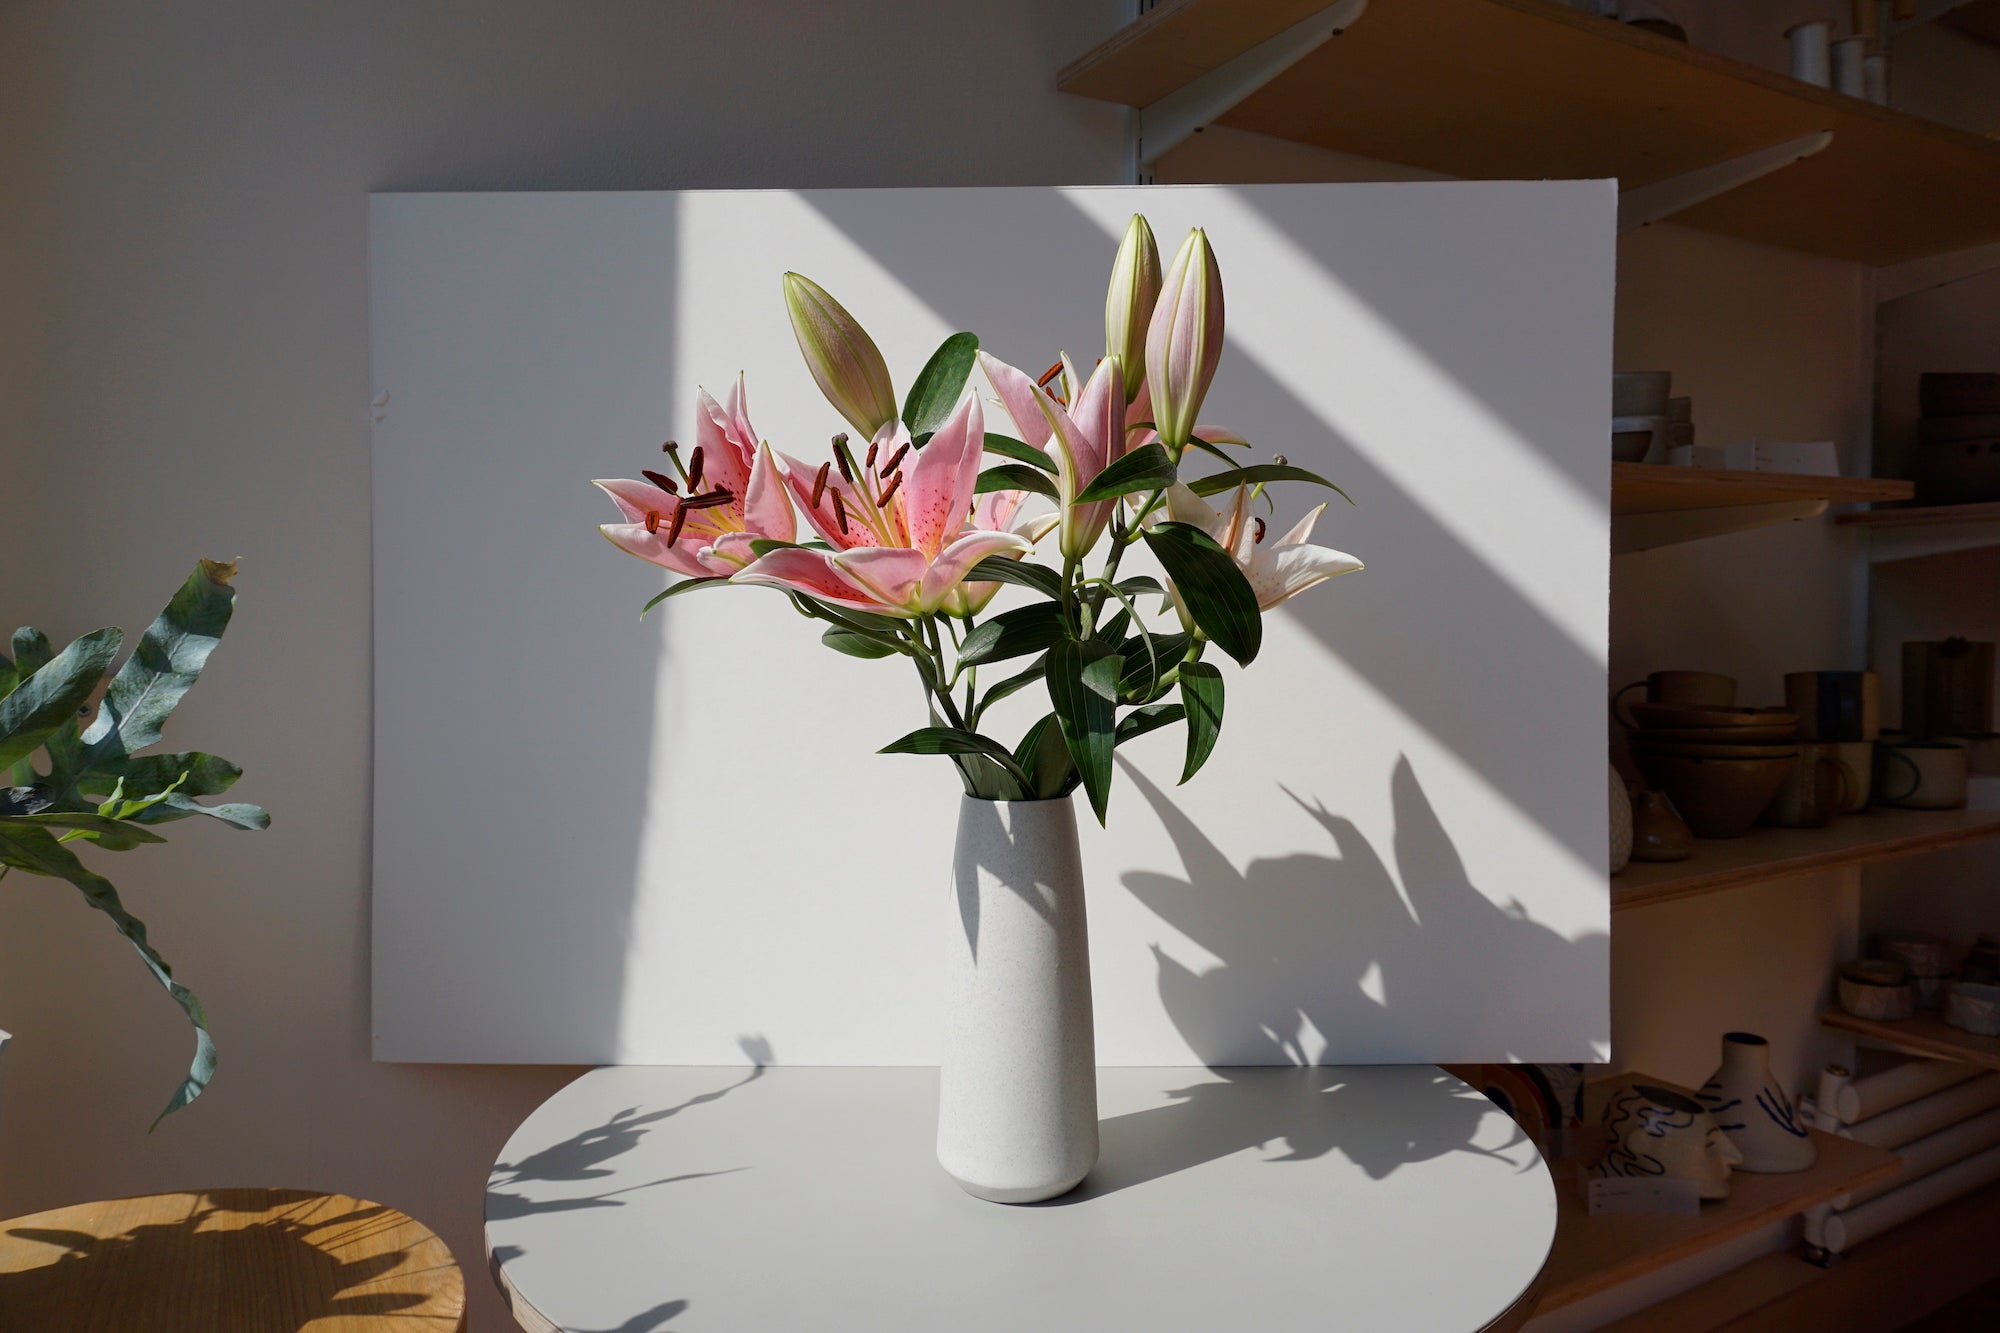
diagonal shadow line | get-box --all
[800,187,1605,871]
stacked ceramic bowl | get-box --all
[1612,371,1671,463]
[1626,704,1801,838]
[1915,373,2000,505]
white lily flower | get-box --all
[1165,482,1363,611]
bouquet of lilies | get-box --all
[596,216,1361,822]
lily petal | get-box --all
[594,477,672,524]
[600,521,710,579]
[741,442,797,544]
[692,386,754,498]
[1246,541,1364,610]
[830,545,931,612]
[901,392,982,560]
[777,450,881,550]
[916,529,1034,611]
[1274,501,1327,550]
[978,351,1055,451]
[733,546,912,616]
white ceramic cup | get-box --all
[1875,740,1969,810]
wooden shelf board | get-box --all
[1612,464,1911,517]
[1534,1129,1900,1314]
[1059,0,2000,264]
[1821,1008,2000,1071]
[1836,500,2000,528]
[1612,808,2000,912]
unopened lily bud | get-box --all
[783,273,899,437]
[1104,214,1161,406]
[1145,228,1224,456]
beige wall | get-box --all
[0,4,1126,1328]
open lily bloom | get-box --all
[596,379,795,577]
[942,488,1061,616]
[737,391,1031,617]
[980,351,1130,561]
[1166,482,1363,611]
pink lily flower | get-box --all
[980,350,1127,561]
[1148,228,1225,456]
[1165,482,1363,611]
[595,378,795,577]
[736,391,1030,617]
[941,488,1061,616]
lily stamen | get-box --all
[877,472,903,508]
[880,441,910,476]
[643,469,679,494]
[663,504,689,547]
[832,491,850,536]
[865,439,880,469]
[1254,517,1267,544]
[688,445,706,489]
[811,461,831,508]
[681,488,734,511]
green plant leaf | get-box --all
[1178,661,1224,783]
[1115,575,1165,598]
[1142,522,1262,665]
[984,434,1057,473]
[821,627,900,659]
[1013,712,1077,799]
[1073,442,1177,505]
[0,822,214,1127]
[1045,638,1121,824]
[1115,702,1185,746]
[124,794,268,830]
[74,751,243,800]
[1118,631,1192,701]
[977,656,1048,713]
[12,811,168,850]
[903,332,980,440]
[964,557,1063,601]
[975,465,1059,499]
[1187,462,1352,503]
[879,726,1034,791]
[957,603,1066,667]
[0,627,122,774]
[640,576,728,618]
[748,538,806,558]
[80,561,236,763]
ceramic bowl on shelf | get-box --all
[1612,416,1661,463]
[1628,703,1798,732]
[1633,724,1800,745]
[1839,960,1915,1022]
[1946,982,2000,1037]
[1631,752,1795,839]
[1627,739,1800,761]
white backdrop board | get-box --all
[369,184,1614,1066]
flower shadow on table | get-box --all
[1066,759,1603,1198]
[0,1191,454,1331]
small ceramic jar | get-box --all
[1839,959,1914,1022]
[1595,1082,1744,1200]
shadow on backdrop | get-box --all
[802,187,1606,875]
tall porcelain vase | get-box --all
[1698,1032,1817,1173]
[937,794,1098,1203]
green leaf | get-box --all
[1115,575,1165,598]
[975,465,1058,499]
[1118,631,1192,701]
[903,332,979,440]
[985,434,1057,473]
[1073,442,1177,505]
[11,628,55,675]
[74,751,243,800]
[1045,638,1121,824]
[12,811,168,850]
[964,557,1064,601]
[81,561,236,762]
[957,603,1066,667]
[1116,702,1186,746]
[0,627,122,774]
[1142,522,1262,666]
[1178,661,1224,783]
[124,793,268,830]
[748,538,806,558]
[1188,462,1352,504]
[977,657,1048,712]
[879,726,1033,791]
[821,627,900,659]
[641,576,728,618]
[1013,713,1077,799]
[0,822,215,1127]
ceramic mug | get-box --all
[1784,671,1880,742]
[1764,743,1850,829]
[1613,671,1738,726]
[1875,740,1969,810]
[1833,741,1874,812]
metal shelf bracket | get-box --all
[1617,132,1835,233]
[1136,0,1369,169]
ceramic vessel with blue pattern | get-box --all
[1698,1031,1816,1173]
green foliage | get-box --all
[1178,661,1225,783]
[1045,638,1121,824]
[963,557,1063,600]
[0,560,266,1127]
[1141,522,1263,665]
[902,333,980,441]
[1072,442,1177,504]
[1187,461,1353,504]
[956,603,1065,668]
[975,465,1059,499]
[983,434,1057,473]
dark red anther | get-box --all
[644,510,663,534]
[643,469,679,494]
[1253,517,1267,544]
[832,491,850,536]
[865,439,879,469]
[1036,361,1063,389]
[688,445,706,489]
[681,488,734,511]
[810,461,831,508]
[833,439,855,484]
[876,472,903,508]
[880,441,910,476]
[662,440,679,454]
[664,504,689,547]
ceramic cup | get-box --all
[1874,740,1969,810]
[1833,741,1874,812]
[1784,671,1880,742]
[1764,743,1850,829]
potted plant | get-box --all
[0,559,268,1126]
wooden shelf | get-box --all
[1612,808,2000,912]
[1613,464,1911,517]
[1821,1009,2000,1071]
[1535,1130,1900,1314]
[1835,501,2000,563]
[1059,0,2000,264]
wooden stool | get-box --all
[0,1188,466,1331]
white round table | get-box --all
[487,1065,1555,1333]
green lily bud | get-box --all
[1103,214,1161,406]
[1145,229,1224,456]
[783,272,899,437]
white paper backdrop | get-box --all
[369,183,1614,1066]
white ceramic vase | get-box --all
[937,794,1098,1203]
[1697,1032,1817,1173]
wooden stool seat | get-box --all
[0,1188,466,1332]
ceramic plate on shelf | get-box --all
[1629,703,1799,731]
[1627,740,1802,760]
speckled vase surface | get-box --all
[937,794,1098,1203]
